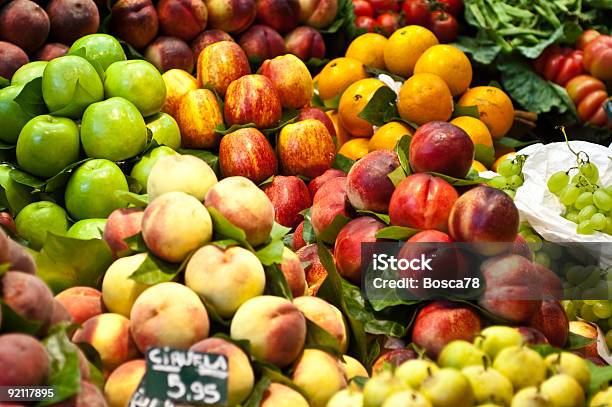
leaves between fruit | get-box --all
[375,226,420,240]
[256,239,285,266]
[13,77,46,118]
[178,149,220,176]
[358,86,398,127]
[387,166,407,187]
[356,210,390,225]
[207,207,252,250]
[242,377,272,407]
[253,360,308,397]
[0,299,43,335]
[45,158,93,193]
[123,232,148,253]
[0,76,9,89]
[115,191,149,208]
[269,222,291,241]
[128,252,191,285]
[451,105,480,119]
[427,171,488,186]
[299,208,316,245]
[496,136,539,148]
[263,263,293,300]
[317,214,351,244]
[364,66,405,83]
[304,319,344,357]
[332,154,355,174]
[475,144,496,168]
[395,134,412,176]
[261,108,300,136]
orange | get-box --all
[326,110,352,148]
[471,160,487,172]
[450,116,494,165]
[338,78,386,138]
[338,138,369,160]
[317,58,368,101]
[492,152,517,172]
[414,45,472,97]
[383,25,438,77]
[458,86,515,139]
[346,33,387,70]
[369,121,413,152]
[397,73,453,125]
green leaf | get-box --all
[516,24,565,59]
[9,167,45,189]
[128,252,186,285]
[454,36,502,65]
[300,208,316,244]
[474,144,496,168]
[115,190,149,208]
[566,331,596,350]
[375,226,420,240]
[496,137,539,148]
[243,377,272,407]
[178,149,220,176]
[428,171,488,186]
[253,360,308,397]
[36,233,113,293]
[387,166,407,187]
[395,134,412,176]
[332,153,356,174]
[358,86,398,127]
[0,76,9,89]
[304,319,343,357]
[452,105,480,119]
[305,58,329,72]
[317,214,351,245]
[201,297,232,327]
[263,264,293,299]
[13,77,46,118]
[118,39,145,60]
[44,158,93,192]
[0,299,43,335]
[270,222,291,241]
[356,210,390,225]
[323,94,342,110]
[256,239,285,266]
[126,175,143,194]
[123,233,148,253]
[214,122,257,136]
[258,175,275,188]
[364,66,405,83]
[49,79,96,117]
[588,360,612,396]
[211,239,240,249]
[261,108,300,136]
[208,207,252,249]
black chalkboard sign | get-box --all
[128,347,229,406]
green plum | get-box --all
[420,368,474,407]
[544,352,590,392]
[69,34,126,72]
[395,359,439,389]
[146,112,181,149]
[462,365,513,406]
[0,164,33,214]
[11,61,48,86]
[438,340,489,369]
[511,387,552,407]
[540,374,585,407]
[0,84,40,144]
[15,201,69,250]
[66,218,107,240]
[474,326,524,359]
[493,346,546,391]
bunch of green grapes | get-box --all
[488,155,527,199]
[518,222,563,269]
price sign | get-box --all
[129,347,228,407]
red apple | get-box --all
[110,0,159,49]
[224,74,282,129]
[277,119,335,178]
[293,221,306,250]
[219,128,277,184]
[204,0,257,33]
[334,217,385,283]
[298,107,336,138]
[0,41,28,80]
[346,150,400,213]
[308,169,345,199]
[262,176,311,229]
[34,42,68,61]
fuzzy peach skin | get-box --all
[261,383,309,407]
[130,282,210,352]
[346,150,400,213]
[72,313,140,374]
[230,295,306,367]
[104,359,146,407]
[291,349,347,407]
[185,245,265,318]
[161,69,198,118]
[147,154,218,201]
[55,286,104,324]
[190,338,254,405]
[1,271,54,330]
[280,247,307,297]
[102,253,150,317]
[197,40,250,95]
[293,296,349,353]
[260,54,313,109]
[0,333,50,386]
[141,191,213,263]
[103,208,144,258]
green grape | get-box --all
[581,304,598,322]
[525,234,543,251]
[605,217,612,235]
[563,301,577,320]
[534,252,551,268]
[488,176,508,189]
[591,213,607,231]
[584,299,599,305]
[578,205,598,222]
[579,162,600,183]
[503,189,515,199]
[547,171,569,194]
[566,265,584,285]
[565,211,579,223]
[577,220,596,235]
[593,301,612,319]
[605,185,612,196]
[498,159,520,177]
[580,266,601,289]
[560,185,581,206]
[542,242,563,260]
[508,175,524,189]
[594,189,612,212]
[575,192,594,210]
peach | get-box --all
[110,0,159,49]
[261,383,309,407]
[389,173,458,231]
[176,88,224,148]
[204,176,275,247]
[219,127,277,184]
[278,119,336,178]
[191,29,233,57]
[256,0,300,33]
[298,107,336,138]
[185,245,265,318]
[190,338,254,405]
[103,208,144,259]
[0,0,49,53]
[101,253,149,317]
[230,295,306,367]
[292,221,307,251]
[280,247,307,297]
[46,0,99,44]
[53,381,107,407]
[204,0,256,33]
[296,243,328,295]
[294,296,349,353]
[529,300,568,348]
[298,0,337,28]
[260,54,313,109]
[533,263,563,300]
[341,355,369,379]
[1,271,54,331]
[311,176,352,236]
[224,74,282,128]
[284,26,326,61]
[0,333,50,386]
[7,239,36,275]
[238,24,286,62]
[161,69,198,118]
[130,282,210,352]
[409,121,474,178]
[262,176,311,228]
[197,40,250,96]
[448,185,519,245]
[72,313,140,373]
[142,191,213,263]
[0,41,28,80]
[0,212,16,235]
[147,154,218,201]
[55,287,104,325]
[104,359,146,407]
[347,150,400,213]
[33,42,68,61]
[308,168,345,199]
[334,217,384,283]
[49,299,72,326]
[412,300,481,358]
[144,36,195,73]
[292,349,347,407]
[157,0,208,41]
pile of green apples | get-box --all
[328,325,611,407]
[0,33,182,249]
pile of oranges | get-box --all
[315,26,518,172]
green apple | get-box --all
[511,387,552,407]
[474,326,524,359]
[382,391,432,407]
[420,368,474,407]
[363,371,408,407]
[327,389,365,407]
[438,340,489,369]
[146,112,181,149]
[69,34,126,72]
[66,218,107,239]
[104,60,166,117]
[15,201,69,250]
[540,374,585,407]
[42,55,104,118]
[493,346,546,391]
[81,97,148,161]
[16,115,81,178]
[544,352,590,392]
[130,146,178,192]
[590,387,612,406]
[461,365,513,406]
[64,159,129,220]
[11,61,48,86]
[0,164,33,214]
[395,359,438,389]
[0,84,39,144]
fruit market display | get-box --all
[0,0,611,405]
